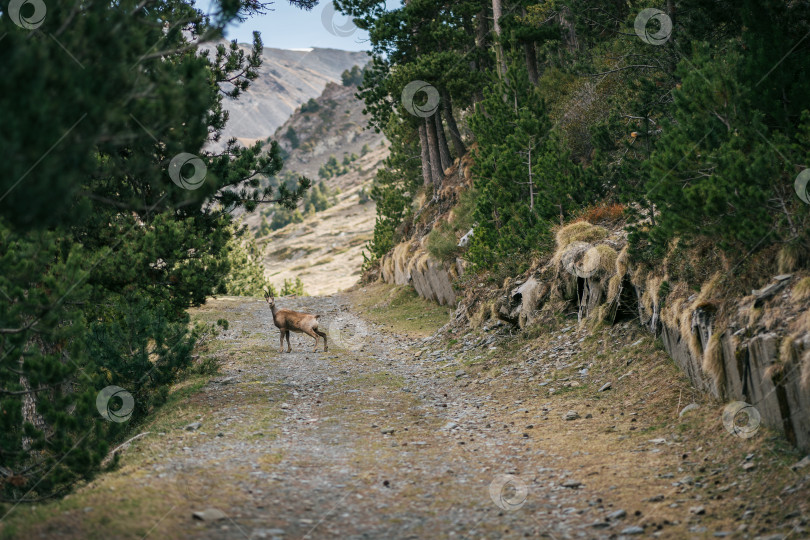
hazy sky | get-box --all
[200,1,400,52]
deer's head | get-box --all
[264,290,275,309]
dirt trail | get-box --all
[6,292,805,540]
[179,295,592,539]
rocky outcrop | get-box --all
[488,221,810,451]
[379,240,460,306]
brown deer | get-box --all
[264,292,328,353]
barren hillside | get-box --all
[238,80,388,295]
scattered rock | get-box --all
[621,525,644,535]
[690,506,706,515]
[561,480,582,489]
[742,462,756,471]
[280,403,291,409]
[192,508,227,521]
[563,410,580,421]
[443,422,458,431]
[598,382,612,392]
[454,370,465,378]
[381,428,396,435]
[184,422,202,431]
[607,509,627,520]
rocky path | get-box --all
[8,293,806,539]
[177,295,597,539]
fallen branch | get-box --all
[102,432,151,467]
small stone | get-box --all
[598,382,612,392]
[381,428,395,435]
[280,403,290,409]
[562,480,582,489]
[645,494,665,502]
[690,506,706,515]
[455,370,465,378]
[679,403,699,417]
[621,526,644,535]
[184,422,202,431]
[443,422,458,430]
[192,508,227,521]
[607,509,627,520]
[563,410,580,421]
[590,522,610,529]
[585,413,593,419]
[742,462,755,471]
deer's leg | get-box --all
[314,329,328,352]
[278,330,284,353]
[285,330,292,353]
[303,329,320,352]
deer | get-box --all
[264,292,328,353]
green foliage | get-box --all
[341,0,809,279]
[362,114,423,265]
[426,187,477,263]
[302,181,339,215]
[0,0,315,502]
[270,207,305,231]
[467,64,602,270]
[222,226,272,297]
[280,277,306,296]
[341,65,365,86]
[285,127,300,149]
[426,221,462,262]
[318,155,348,179]
[300,98,320,113]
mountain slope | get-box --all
[213,45,370,143]
[237,80,388,295]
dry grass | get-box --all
[606,274,622,303]
[702,332,725,390]
[791,277,810,302]
[574,202,626,226]
[554,221,608,250]
[347,283,452,337]
[801,350,810,390]
[616,245,629,277]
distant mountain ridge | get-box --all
[215,45,370,143]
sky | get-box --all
[200,1,400,52]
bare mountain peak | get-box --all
[215,43,370,143]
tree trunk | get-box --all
[418,122,432,187]
[475,5,490,71]
[424,116,444,191]
[434,113,452,171]
[525,43,539,85]
[492,0,507,78]
[440,88,466,157]
[522,7,539,85]
[558,5,579,53]
[527,145,534,210]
